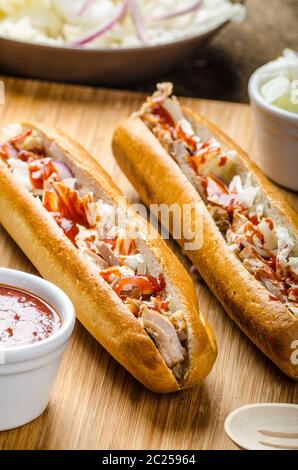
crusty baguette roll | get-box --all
[0,122,217,392]
[112,83,298,380]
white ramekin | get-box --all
[0,268,75,431]
[248,61,298,191]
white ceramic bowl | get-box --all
[248,61,298,191]
[0,268,75,431]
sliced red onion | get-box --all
[71,0,130,46]
[130,0,149,45]
[52,161,74,180]
[149,0,203,22]
[77,0,94,17]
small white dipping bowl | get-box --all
[248,61,298,191]
[0,268,75,431]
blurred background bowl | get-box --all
[0,13,240,86]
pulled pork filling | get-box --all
[138,83,298,318]
[0,124,187,377]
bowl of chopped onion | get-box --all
[249,50,298,191]
[0,0,246,85]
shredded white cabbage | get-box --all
[0,123,23,144]
[229,174,259,209]
[88,200,116,235]
[257,219,277,252]
[287,258,298,278]
[227,174,298,273]
[276,226,296,272]
[7,157,32,190]
[0,0,246,48]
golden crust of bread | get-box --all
[112,115,298,380]
[0,122,217,392]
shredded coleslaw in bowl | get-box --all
[0,0,246,49]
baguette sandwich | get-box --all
[0,122,217,392]
[112,83,298,379]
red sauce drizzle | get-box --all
[219,156,228,167]
[176,126,197,153]
[152,104,175,129]
[28,158,58,190]
[269,294,280,301]
[52,213,79,244]
[249,214,259,225]
[289,287,298,303]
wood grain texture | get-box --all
[0,77,297,450]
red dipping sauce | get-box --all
[0,285,61,347]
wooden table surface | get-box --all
[0,77,297,450]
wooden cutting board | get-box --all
[0,77,297,450]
